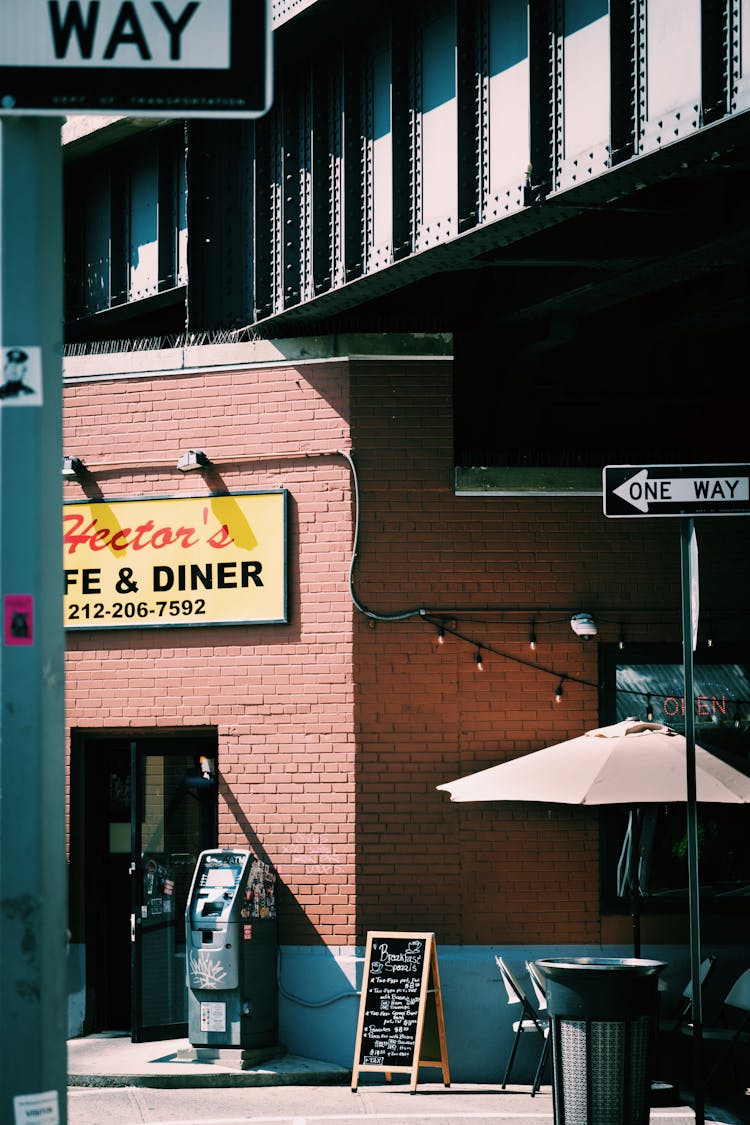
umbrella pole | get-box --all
[631,805,641,958]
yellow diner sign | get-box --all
[63,492,287,630]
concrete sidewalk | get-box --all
[67,1031,351,1087]
[65,1034,749,1125]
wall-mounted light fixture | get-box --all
[183,755,217,793]
[570,612,597,640]
[176,449,211,472]
[62,455,85,478]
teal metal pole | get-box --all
[0,116,67,1125]
[680,517,703,1125]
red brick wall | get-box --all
[64,355,358,944]
[348,358,750,946]
[64,347,750,950]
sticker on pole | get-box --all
[1,345,43,406]
[13,1090,60,1125]
[4,594,34,644]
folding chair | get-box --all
[659,954,717,1035]
[525,960,551,1092]
[495,955,549,1095]
[680,965,750,1085]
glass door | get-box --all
[131,738,217,1043]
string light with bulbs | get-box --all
[420,613,597,703]
[339,446,746,719]
[419,613,749,720]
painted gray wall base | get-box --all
[67,940,746,1084]
[67,944,86,1038]
[277,943,747,1084]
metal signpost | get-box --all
[603,462,750,1125]
[0,116,67,1125]
[0,4,271,1121]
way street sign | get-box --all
[603,464,750,518]
[0,0,271,119]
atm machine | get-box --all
[185,848,278,1049]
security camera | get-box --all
[571,612,597,639]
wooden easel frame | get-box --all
[351,930,450,1093]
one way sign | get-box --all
[603,464,750,518]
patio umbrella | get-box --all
[437,717,750,954]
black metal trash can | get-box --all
[535,957,666,1125]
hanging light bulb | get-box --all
[555,678,564,703]
[529,623,537,651]
[436,625,445,645]
[618,626,625,651]
[475,647,484,671]
[646,695,654,722]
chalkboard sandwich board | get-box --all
[351,931,450,1093]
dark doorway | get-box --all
[70,732,217,1040]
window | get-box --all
[600,645,750,912]
[452,326,749,496]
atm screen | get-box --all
[198,855,247,898]
[190,852,250,923]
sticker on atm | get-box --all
[200,1001,226,1033]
